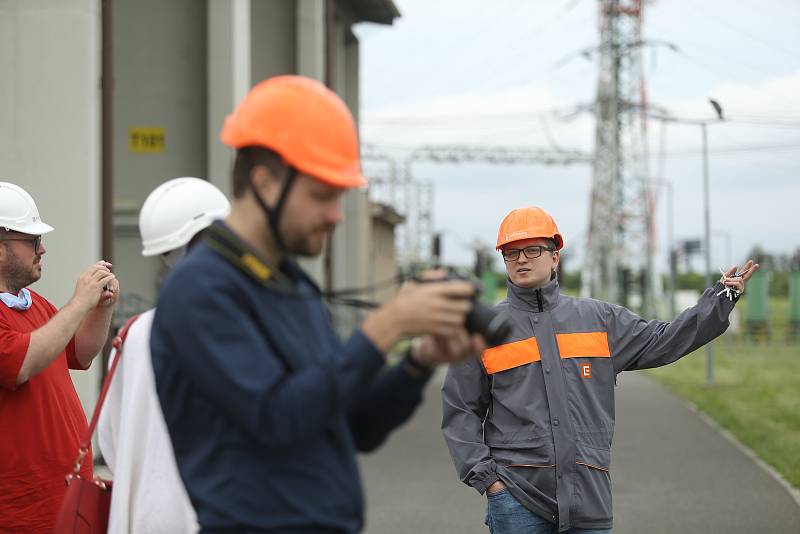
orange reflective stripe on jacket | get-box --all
[482,332,610,374]
[555,332,610,359]
[482,337,541,374]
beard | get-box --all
[282,225,333,258]
[2,249,40,293]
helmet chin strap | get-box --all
[250,166,298,254]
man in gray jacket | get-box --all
[442,206,757,534]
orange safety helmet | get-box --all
[220,75,366,189]
[496,206,564,250]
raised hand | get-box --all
[98,274,120,308]
[720,259,759,294]
[72,261,117,312]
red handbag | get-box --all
[53,314,140,534]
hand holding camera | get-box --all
[410,329,487,368]
[412,268,511,348]
[71,260,118,312]
[392,271,476,338]
[361,268,510,364]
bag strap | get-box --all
[70,313,141,475]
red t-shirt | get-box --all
[0,290,92,534]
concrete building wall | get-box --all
[112,0,208,306]
[296,0,325,81]
[328,6,371,334]
[294,0,327,283]
[369,204,403,304]
[0,0,399,408]
[0,0,103,411]
[250,0,296,82]
[207,0,251,199]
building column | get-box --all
[0,0,103,412]
[297,0,325,81]
[295,0,327,283]
[207,0,251,198]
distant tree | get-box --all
[770,271,789,297]
[746,245,772,269]
[560,270,581,294]
[738,245,796,297]
[676,272,706,292]
[790,247,800,271]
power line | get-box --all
[473,12,597,92]
[654,116,800,129]
[483,50,597,95]
[674,49,756,86]
[645,23,780,79]
[723,119,800,129]
[373,0,590,101]
[733,113,800,121]
[365,109,800,129]
[679,0,800,62]
[362,106,586,145]
[400,1,531,84]
[439,2,595,94]
[363,107,571,126]
[364,140,800,166]
[662,142,800,158]
[367,2,520,97]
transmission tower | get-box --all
[581,0,662,316]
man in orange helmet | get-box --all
[442,206,758,534]
[150,76,485,533]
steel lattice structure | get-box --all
[362,144,592,265]
[581,0,662,315]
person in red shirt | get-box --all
[0,182,119,534]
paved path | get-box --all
[359,370,800,533]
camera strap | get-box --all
[202,221,391,309]
[202,221,299,296]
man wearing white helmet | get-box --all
[0,182,119,534]
[97,177,230,534]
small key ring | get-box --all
[717,268,742,301]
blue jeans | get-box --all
[485,489,611,534]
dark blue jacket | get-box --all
[151,225,429,533]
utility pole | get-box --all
[649,99,724,385]
[654,177,675,318]
[702,122,714,386]
[656,119,675,319]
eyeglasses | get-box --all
[0,235,43,251]
[501,245,554,262]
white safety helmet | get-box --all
[0,182,54,235]
[139,177,230,257]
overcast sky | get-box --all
[354,0,800,273]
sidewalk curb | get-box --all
[678,396,800,509]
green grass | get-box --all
[649,297,800,488]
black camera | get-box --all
[415,268,512,348]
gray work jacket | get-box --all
[442,278,736,532]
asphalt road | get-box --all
[359,370,800,533]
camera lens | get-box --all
[465,302,512,348]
